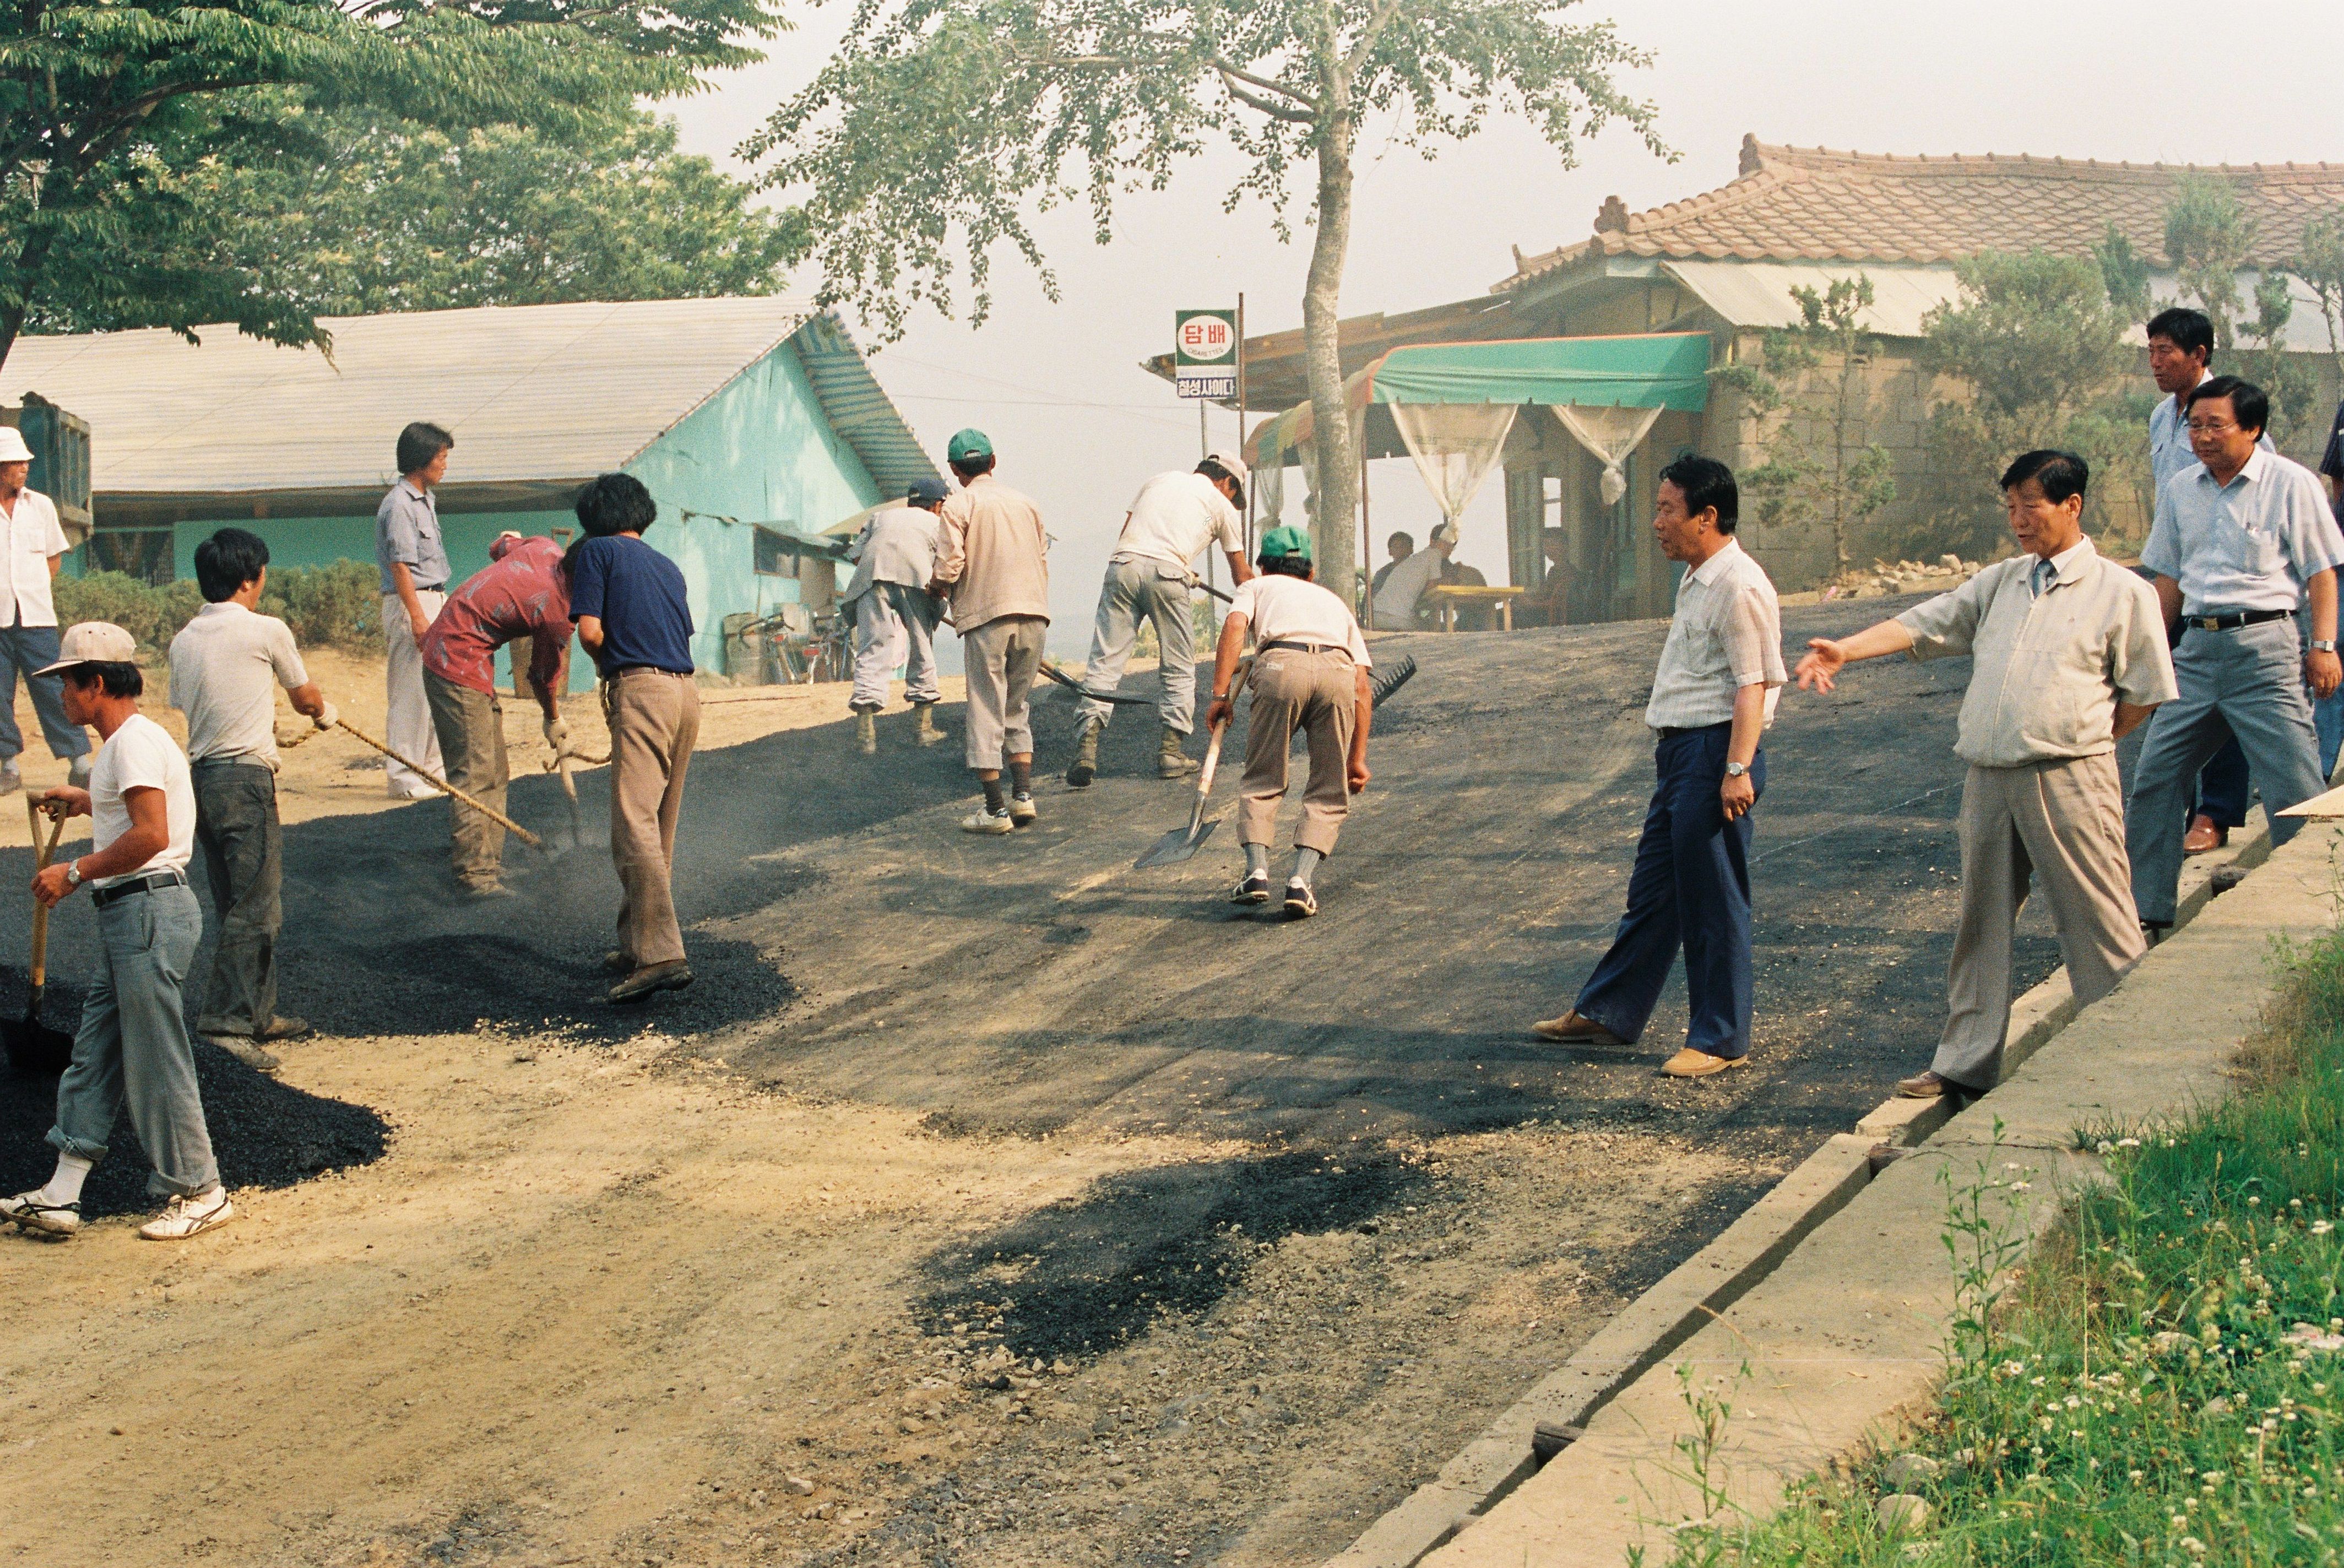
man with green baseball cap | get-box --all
[1202,523,1374,918]
[927,428,1051,832]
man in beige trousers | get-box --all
[929,428,1050,834]
[1795,450,2175,1106]
[566,473,701,1005]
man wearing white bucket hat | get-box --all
[0,425,93,794]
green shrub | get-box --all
[54,560,383,655]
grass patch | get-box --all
[1664,927,2344,1568]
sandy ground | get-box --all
[0,612,2061,1567]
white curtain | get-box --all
[1388,403,1517,541]
[1550,404,1665,507]
[1254,457,1284,525]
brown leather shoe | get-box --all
[1530,1010,1626,1045]
[2183,815,2228,855]
[1660,1048,1745,1078]
[609,960,693,1005]
[1897,1069,1950,1099]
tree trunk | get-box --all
[0,226,53,377]
[1301,103,1358,609]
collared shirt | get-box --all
[1644,539,1786,730]
[1109,471,1242,572]
[1227,573,1372,667]
[0,487,66,629]
[568,534,694,677]
[1897,536,2176,768]
[87,713,196,887]
[421,536,572,697]
[2319,399,2344,523]
[375,479,451,594]
[2141,448,2344,615]
[2148,381,2272,496]
[934,474,1049,632]
[843,506,942,604]
[2028,537,2091,598]
[168,601,312,768]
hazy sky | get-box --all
[664,0,2344,646]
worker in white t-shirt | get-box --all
[1,622,236,1244]
[1370,526,1456,631]
[1202,525,1373,919]
[1066,454,1253,788]
[0,426,94,793]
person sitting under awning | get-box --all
[1370,528,1454,631]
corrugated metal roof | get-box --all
[0,296,931,498]
[793,314,942,498]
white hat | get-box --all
[1204,451,1250,486]
[0,427,31,464]
[35,621,138,676]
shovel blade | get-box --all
[1135,814,1220,869]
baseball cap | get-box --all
[1203,451,1250,486]
[1257,524,1313,562]
[0,427,31,464]
[36,621,137,676]
[908,476,951,506]
[946,428,994,463]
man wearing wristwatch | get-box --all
[1796,452,2175,1108]
[0,622,236,1244]
[1529,457,1784,1079]
[2125,376,2344,934]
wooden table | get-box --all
[1426,584,1524,632]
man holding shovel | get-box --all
[1,622,235,1242]
[1202,525,1372,918]
[1066,455,1252,788]
[168,528,334,1072]
[420,530,573,898]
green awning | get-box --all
[1361,332,1712,411]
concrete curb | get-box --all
[1319,818,2274,1568]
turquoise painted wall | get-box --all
[621,336,882,674]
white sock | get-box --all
[39,1154,94,1207]
[1292,847,1325,887]
[1245,844,1269,878]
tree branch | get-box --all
[1212,56,1315,108]
[1342,0,1412,81]
[1219,72,1315,124]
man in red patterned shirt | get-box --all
[419,531,573,897]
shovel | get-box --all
[332,718,549,851]
[1136,713,1235,869]
[6,798,74,1076]
[541,741,608,849]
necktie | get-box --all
[2031,558,2054,600]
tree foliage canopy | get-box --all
[0,0,779,366]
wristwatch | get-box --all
[1723,761,1750,779]
[64,860,82,888]
[2314,639,2338,653]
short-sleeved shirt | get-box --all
[375,479,451,594]
[168,602,311,768]
[0,487,68,629]
[2150,384,2273,496]
[1370,548,1447,631]
[87,713,196,887]
[1228,573,1372,667]
[2319,400,2344,522]
[2141,448,2344,615]
[567,534,694,677]
[1110,472,1242,573]
[1643,538,1786,730]
[1896,536,2177,768]
[422,536,572,696]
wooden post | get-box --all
[1357,442,1371,618]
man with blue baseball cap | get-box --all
[842,476,951,752]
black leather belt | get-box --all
[93,871,187,909]
[1260,640,1349,656]
[2185,608,2292,632]
[1657,721,1733,739]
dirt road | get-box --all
[0,606,2064,1567]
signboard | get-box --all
[1174,308,1238,399]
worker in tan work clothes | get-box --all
[929,428,1050,834]
[566,474,699,1006]
[1203,525,1372,920]
[1795,451,2176,1109]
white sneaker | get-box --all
[1007,792,1039,826]
[65,755,90,789]
[138,1189,236,1241]
[1,1190,80,1237]
[961,806,1015,835]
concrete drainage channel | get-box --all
[1325,822,2273,1568]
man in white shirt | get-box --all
[1202,524,1371,919]
[1530,457,1785,1078]
[0,426,93,793]
[170,528,335,1070]
[1066,454,1252,787]
[843,478,949,753]
[1,622,236,1243]
[1370,528,1456,630]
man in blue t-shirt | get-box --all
[567,473,699,1005]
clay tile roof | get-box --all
[1503,133,2344,290]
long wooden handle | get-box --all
[1196,717,1228,800]
[334,719,544,848]
[27,797,65,989]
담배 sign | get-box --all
[1174,309,1238,399]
